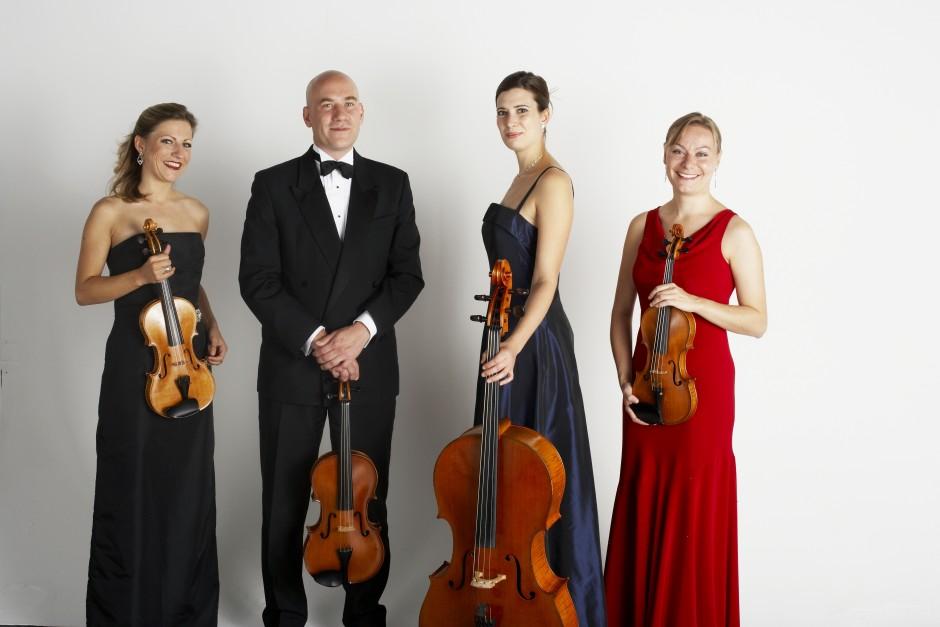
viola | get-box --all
[631,223,698,425]
[140,219,214,419]
[419,259,577,627]
[304,380,385,586]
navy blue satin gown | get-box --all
[475,169,607,626]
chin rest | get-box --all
[632,402,663,426]
[164,398,200,419]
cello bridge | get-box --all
[471,572,507,589]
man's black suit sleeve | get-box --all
[239,173,319,354]
[364,173,424,336]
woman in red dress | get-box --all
[605,112,767,627]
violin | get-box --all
[419,259,577,627]
[140,219,214,419]
[304,380,385,586]
[631,223,698,426]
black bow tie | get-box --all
[319,159,353,179]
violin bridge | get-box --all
[471,572,507,589]
[337,509,355,532]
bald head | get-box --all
[302,70,364,159]
[306,70,358,106]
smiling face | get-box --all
[664,124,720,195]
[303,72,364,159]
[134,119,193,184]
[496,87,549,153]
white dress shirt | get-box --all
[303,144,377,355]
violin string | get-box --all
[483,325,498,579]
[488,324,499,580]
[479,325,497,578]
[473,325,492,578]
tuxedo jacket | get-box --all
[239,148,424,405]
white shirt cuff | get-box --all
[355,311,377,347]
[303,325,326,356]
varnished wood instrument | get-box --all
[140,219,214,419]
[304,380,385,586]
[631,223,698,425]
[419,259,577,627]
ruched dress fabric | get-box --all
[475,179,607,627]
[605,208,739,627]
[86,232,218,627]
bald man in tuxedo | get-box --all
[239,70,423,627]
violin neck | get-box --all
[338,400,353,511]
[475,324,501,549]
[652,257,677,358]
[157,278,185,348]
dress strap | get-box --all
[515,166,563,211]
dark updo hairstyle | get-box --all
[111,103,198,202]
[495,70,551,112]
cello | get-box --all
[631,223,698,425]
[304,380,385,586]
[419,259,577,627]
[139,219,214,419]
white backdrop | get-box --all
[1,1,938,625]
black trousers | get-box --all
[258,396,395,627]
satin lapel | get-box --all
[290,149,341,270]
[324,153,377,315]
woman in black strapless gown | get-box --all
[475,71,607,626]
[75,103,227,626]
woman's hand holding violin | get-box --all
[621,381,649,426]
[649,282,700,312]
[137,243,176,284]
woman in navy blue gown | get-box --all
[475,70,607,626]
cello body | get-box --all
[420,259,577,627]
[420,420,576,626]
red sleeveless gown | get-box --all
[605,208,740,627]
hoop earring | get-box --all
[137,152,144,166]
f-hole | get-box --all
[448,549,473,590]
[505,553,536,600]
[354,511,371,537]
[669,359,684,386]
[319,512,335,539]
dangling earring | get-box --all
[712,169,718,191]
[137,152,144,166]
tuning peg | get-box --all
[136,235,146,244]
[474,294,491,301]
[657,251,667,258]
[156,228,164,236]
[511,305,525,318]
[663,238,671,246]
[684,236,693,243]
[680,248,690,253]
[470,315,486,323]
[142,247,152,256]
[511,288,529,296]
[325,393,337,400]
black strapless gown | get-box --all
[475,199,608,627]
[86,233,218,626]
